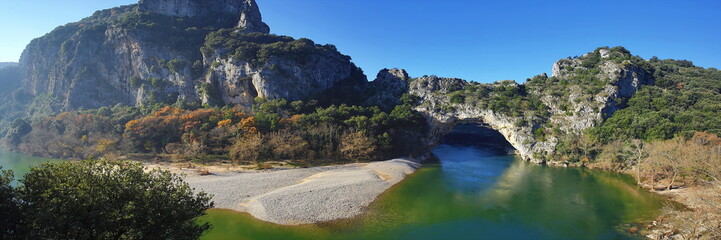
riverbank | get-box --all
[172,159,419,225]
[585,162,721,239]
[640,184,721,239]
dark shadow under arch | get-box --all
[439,122,516,155]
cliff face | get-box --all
[9,0,658,165]
[138,0,269,33]
[17,0,358,115]
[200,31,367,107]
[21,15,200,111]
[204,55,364,107]
[539,48,654,134]
[19,3,240,113]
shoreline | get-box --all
[9,147,715,237]
[175,158,420,225]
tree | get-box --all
[645,139,684,190]
[0,167,21,239]
[229,134,264,163]
[340,131,377,161]
[625,139,647,185]
[267,129,308,160]
[18,160,214,240]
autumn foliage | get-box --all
[7,98,428,165]
[638,132,721,190]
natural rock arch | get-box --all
[417,106,552,164]
[382,48,655,164]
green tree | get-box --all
[0,167,21,239]
[18,160,214,240]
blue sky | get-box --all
[1,0,719,83]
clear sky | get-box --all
[1,0,720,83]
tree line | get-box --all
[5,96,427,167]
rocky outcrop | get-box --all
[203,54,365,107]
[201,33,367,107]
[139,0,269,33]
[364,68,410,108]
[543,48,654,134]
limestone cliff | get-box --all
[200,31,367,107]
[536,47,654,134]
[19,2,246,113]
[17,0,358,116]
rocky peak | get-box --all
[599,48,611,59]
[414,76,467,94]
[551,58,576,78]
[139,0,269,33]
[236,0,270,33]
[374,68,409,89]
[363,68,410,108]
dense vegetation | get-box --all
[528,47,651,95]
[7,95,426,166]
[202,31,349,67]
[0,160,213,239]
[0,167,21,238]
[589,58,721,142]
[448,80,550,125]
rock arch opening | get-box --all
[438,121,517,155]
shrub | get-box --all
[229,134,264,163]
[340,131,377,161]
[450,92,465,104]
[18,160,213,240]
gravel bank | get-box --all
[183,159,420,225]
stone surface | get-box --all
[203,50,366,107]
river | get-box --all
[0,149,58,185]
[0,144,667,240]
[199,144,667,240]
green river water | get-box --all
[198,144,668,240]
[0,144,668,240]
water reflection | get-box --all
[435,144,513,194]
